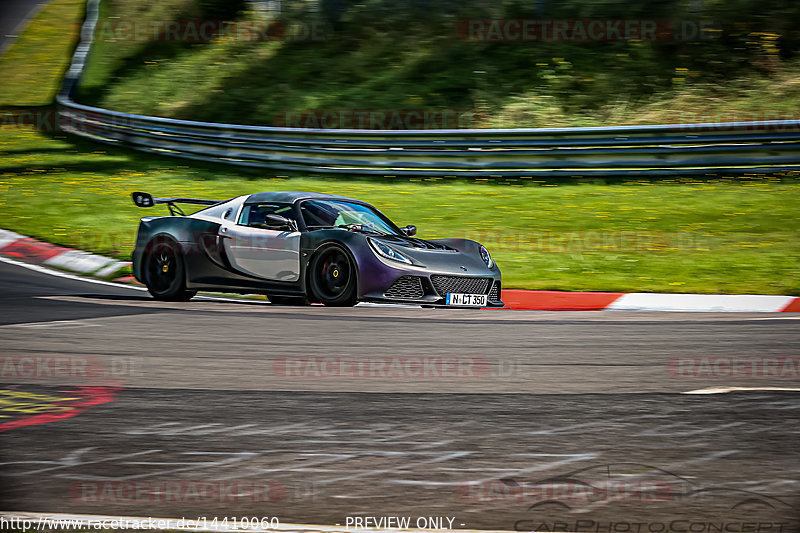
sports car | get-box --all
[131,190,503,307]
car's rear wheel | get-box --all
[308,244,358,307]
[143,238,196,301]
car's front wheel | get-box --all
[308,244,358,307]
[143,238,196,301]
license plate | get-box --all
[445,293,487,307]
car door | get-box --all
[220,203,301,282]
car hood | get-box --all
[370,235,497,275]
[371,234,453,250]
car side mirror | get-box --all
[264,214,293,230]
[401,225,417,236]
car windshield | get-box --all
[301,200,399,235]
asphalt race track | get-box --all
[1,258,799,531]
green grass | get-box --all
[0,0,85,106]
[1,126,799,295]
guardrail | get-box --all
[56,0,800,177]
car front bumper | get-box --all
[361,273,504,308]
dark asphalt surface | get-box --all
[1,259,799,530]
[0,0,49,52]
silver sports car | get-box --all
[131,190,503,307]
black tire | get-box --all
[268,295,310,306]
[308,243,358,307]
[143,238,197,301]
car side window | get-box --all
[238,203,296,229]
[300,202,338,228]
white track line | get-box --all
[357,302,422,309]
[0,512,525,533]
[683,386,800,395]
[0,318,102,329]
[0,256,261,304]
[747,316,800,320]
[0,255,148,291]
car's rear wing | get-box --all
[132,191,221,216]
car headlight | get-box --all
[479,245,494,268]
[369,238,413,265]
